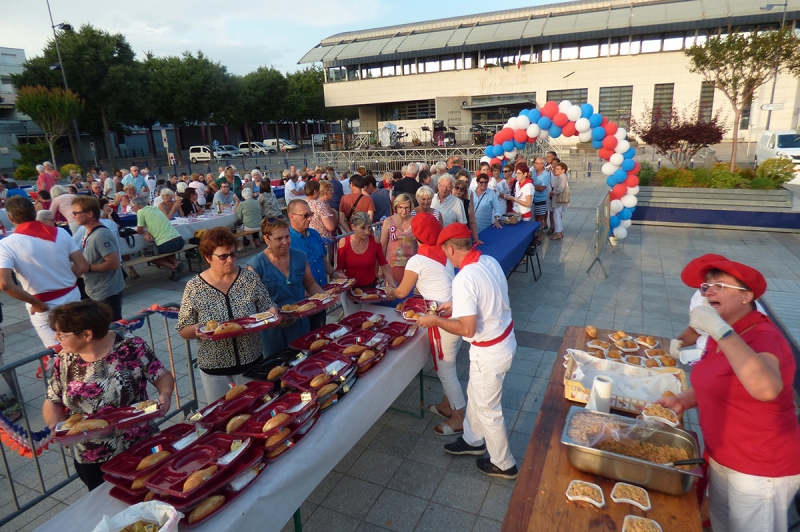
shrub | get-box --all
[12,140,52,167]
[691,168,712,188]
[709,165,743,189]
[637,161,656,186]
[674,169,697,187]
[59,164,83,179]
[652,167,678,187]
[756,158,796,186]
[748,177,778,190]
[737,167,756,181]
[14,164,38,180]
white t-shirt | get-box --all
[431,194,466,227]
[405,254,454,304]
[689,290,766,350]
[514,181,534,217]
[341,178,351,195]
[286,179,306,202]
[0,229,80,298]
[469,178,497,192]
[103,177,116,198]
[188,181,207,205]
[452,255,513,344]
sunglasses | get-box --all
[266,215,286,223]
[503,169,511,173]
[454,186,466,191]
[291,212,313,219]
[699,282,747,294]
[212,250,238,261]
[477,180,489,184]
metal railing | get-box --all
[0,302,199,527]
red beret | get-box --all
[411,212,442,245]
[680,253,767,299]
[436,223,472,246]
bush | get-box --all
[14,164,38,180]
[652,167,678,186]
[59,164,83,179]
[691,168,712,188]
[737,167,756,181]
[756,158,796,186]
[637,161,656,186]
[748,177,778,190]
[709,166,743,189]
[12,140,52,167]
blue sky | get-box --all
[3,0,554,75]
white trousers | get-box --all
[435,328,465,410]
[709,457,800,532]
[200,371,257,405]
[462,336,516,470]
[553,205,566,233]
[29,288,81,349]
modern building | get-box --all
[0,47,45,171]
[300,0,800,153]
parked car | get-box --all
[754,130,800,169]
[238,141,276,155]
[189,146,219,164]
[263,139,301,152]
[217,144,243,157]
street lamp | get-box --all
[760,2,789,130]
[46,0,84,166]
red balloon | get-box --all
[553,113,569,127]
[612,184,627,198]
[598,148,613,161]
[500,127,514,142]
[601,116,609,126]
[527,136,538,144]
[604,122,618,136]
[602,136,618,150]
[490,157,501,166]
[514,129,529,143]
[541,101,559,119]
[632,162,641,174]
[624,175,640,187]
[562,122,577,137]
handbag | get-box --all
[556,179,570,204]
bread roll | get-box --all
[309,339,329,352]
[309,373,331,388]
[262,412,289,432]
[606,350,622,360]
[353,288,364,296]
[316,383,338,399]
[356,363,372,374]
[266,440,292,459]
[135,399,158,411]
[626,356,642,366]
[361,320,375,329]
[585,325,597,339]
[403,310,416,319]
[391,336,406,347]
[616,330,627,338]
[61,413,84,430]
[361,294,380,300]
[264,427,290,448]
[646,336,656,345]
[343,344,368,355]
[396,303,403,311]
[206,320,219,331]
[136,450,171,471]
[662,390,675,397]
[357,349,376,364]
[644,359,659,368]
[183,465,218,492]
[215,322,243,334]
[67,419,109,435]
[588,349,605,359]
[267,365,288,380]
[131,471,154,490]
[225,414,251,434]
[659,356,677,367]
[320,394,338,409]
[296,302,316,313]
[188,495,226,524]
[144,491,156,502]
[225,384,248,401]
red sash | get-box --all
[34,285,77,302]
[14,221,58,242]
[428,326,443,371]
[460,246,482,268]
[472,320,514,347]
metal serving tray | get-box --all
[561,406,702,496]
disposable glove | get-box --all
[689,306,732,342]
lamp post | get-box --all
[760,2,789,131]
[46,0,84,167]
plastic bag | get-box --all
[91,501,182,532]
[566,410,662,448]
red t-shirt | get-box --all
[338,192,375,221]
[691,311,800,477]
[337,235,387,288]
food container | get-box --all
[338,311,386,331]
[622,516,663,532]
[289,324,352,352]
[318,369,357,411]
[242,348,303,383]
[103,471,151,497]
[280,293,341,319]
[187,381,274,429]
[565,480,605,508]
[586,340,611,352]
[348,287,387,303]
[333,330,390,353]
[280,351,354,392]
[561,406,702,495]
[400,297,446,322]
[199,313,282,340]
[641,404,680,428]
[53,402,163,446]
[321,278,356,294]
[265,409,319,463]
[608,333,633,343]
[635,337,660,349]
[614,341,641,353]
[108,486,148,505]
[228,392,318,440]
[378,322,419,349]
[610,482,652,511]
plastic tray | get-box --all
[242,349,302,383]
[378,322,419,350]
[265,410,319,463]
[188,381,274,430]
[354,350,387,376]
[103,471,150,496]
[622,516,662,532]
[333,329,390,354]
[318,369,357,411]
[338,311,386,331]
[228,392,318,440]
[288,324,353,352]
[321,278,356,294]
[102,423,211,480]
[280,352,354,392]
[641,403,680,427]
[53,402,162,446]
[610,482,652,511]
[613,340,641,353]
[634,337,660,349]
[586,340,612,352]
[199,313,282,340]
[348,287,387,303]
[144,433,254,498]
[608,333,633,343]
[279,293,340,319]
[109,486,147,505]
[565,480,605,508]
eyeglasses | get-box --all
[477,180,489,184]
[290,212,313,219]
[71,211,87,216]
[503,169,511,173]
[212,251,238,261]
[454,187,466,191]
[699,282,747,294]
[54,331,77,341]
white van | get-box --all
[239,141,276,155]
[263,139,301,152]
[189,146,218,164]
[754,130,800,169]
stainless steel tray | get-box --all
[561,406,703,496]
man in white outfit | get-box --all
[417,223,518,479]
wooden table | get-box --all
[501,326,702,532]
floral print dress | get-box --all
[46,333,166,464]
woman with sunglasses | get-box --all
[248,217,326,356]
[472,174,504,232]
[657,254,800,532]
[496,163,516,214]
[177,227,277,403]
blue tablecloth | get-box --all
[477,221,540,276]
[118,213,138,228]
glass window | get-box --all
[663,33,684,51]
[456,57,463,70]
[599,86,634,127]
[424,58,439,73]
[580,43,600,58]
[441,56,456,71]
[546,88,589,106]
[642,35,661,53]
[541,48,552,62]
[379,100,436,121]
[403,61,417,75]
[465,52,477,69]
[630,37,641,54]
[347,65,359,81]
[382,62,397,77]
[619,39,631,55]
[653,83,675,121]
[326,66,346,82]
[551,47,561,61]
[361,64,380,79]
[561,43,579,60]
[699,81,714,122]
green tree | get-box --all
[143,54,192,157]
[12,139,53,167]
[15,86,83,170]
[684,27,799,171]
[243,66,288,144]
[285,66,326,141]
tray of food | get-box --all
[144,433,254,498]
[199,312,282,340]
[561,407,702,495]
[348,287,387,302]
[586,339,612,352]
[338,311,386,331]
[321,278,356,294]
[317,367,357,411]
[400,297,448,322]
[565,480,605,508]
[610,482,652,511]
[635,336,659,349]
[378,322,419,349]
[280,351,354,392]
[102,423,212,481]
[265,409,319,462]
[289,323,353,352]
[641,403,680,427]
[226,392,318,440]
[187,381,274,429]
[608,330,633,343]
[280,293,341,319]
[325,331,389,373]
[53,401,163,446]
[622,516,663,532]
[613,338,641,353]
[241,348,305,383]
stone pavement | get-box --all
[1,174,799,531]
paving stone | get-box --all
[479,483,515,521]
[471,516,502,532]
[321,476,384,520]
[302,506,361,532]
[369,425,422,459]
[415,502,477,532]
[432,472,491,513]
[307,470,343,504]
[387,460,445,499]
[365,489,427,532]
[348,449,404,486]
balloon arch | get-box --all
[480,99,639,240]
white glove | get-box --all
[669,339,683,359]
[689,306,732,341]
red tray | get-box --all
[228,392,318,440]
[288,323,353,352]
[348,287,387,303]
[109,486,147,505]
[144,433,254,498]
[199,313,282,341]
[102,423,211,480]
[266,410,319,463]
[280,352,354,392]
[104,471,150,496]
[338,311,386,331]
[188,381,275,430]
[378,322,419,350]
[279,292,341,319]
[333,329,390,354]
[53,401,162,446]
[321,278,356,294]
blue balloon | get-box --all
[629,206,636,213]
[591,139,604,149]
[492,144,504,157]
[622,147,636,159]
[519,109,530,118]
[619,208,632,221]
[528,109,541,123]
[592,127,606,141]
[501,159,507,168]
[581,103,594,118]
[537,116,552,130]
[606,176,616,187]
[612,169,627,183]
[502,140,515,152]
[514,140,527,150]
[610,215,621,229]
[484,146,494,157]
[548,124,562,138]
[589,113,603,128]
[621,159,636,172]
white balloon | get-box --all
[621,194,638,208]
[517,115,531,129]
[504,150,517,159]
[575,118,592,133]
[526,124,541,138]
[601,163,617,176]
[507,117,519,130]
[567,105,582,122]
[613,226,628,239]
[621,219,632,228]
[578,130,593,143]
[614,139,631,154]
[609,153,624,166]
[558,100,572,113]
[539,130,550,140]
[480,156,492,164]
[614,128,627,140]
[609,200,623,214]
[627,186,640,195]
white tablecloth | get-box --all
[119,213,240,255]
[34,305,430,532]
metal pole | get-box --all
[764,2,789,131]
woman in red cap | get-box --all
[658,254,800,532]
[388,212,465,436]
